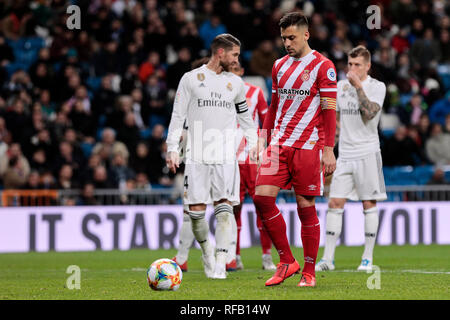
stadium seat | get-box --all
[414,165,434,185]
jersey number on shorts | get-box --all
[184,176,188,189]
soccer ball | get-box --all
[147,258,182,291]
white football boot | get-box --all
[262,254,276,271]
[236,254,244,270]
[315,259,335,271]
[357,259,373,272]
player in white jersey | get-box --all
[166,34,258,279]
[316,46,387,272]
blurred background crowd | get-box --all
[0,0,449,203]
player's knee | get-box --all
[214,202,233,222]
[329,198,345,209]
[253,195,277,220]
[188,210,205,220]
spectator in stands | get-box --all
[382,125,425,166]
[167,47,192,90]
[76,182,98,206]
[427,167,449,185]
[425,123,450,165]
[3,156,28,189]
[30,148,50,174]
[4,98,32,146]
[410,28,441,72]
[425,166,450,200]
[92,165,116,189]
[444,114,450,134]
[38,90,56,120]
[0,142,30,180]
[397,93,428,126]
[130,87,146,130]
[92,127,129,165]
[148,124,165,161]
[56,164,79,190]
[135,172,151,190]
[53,140,85,180]
[429,91,450,127]
[23,170,41,189]
[92,74,118,125]
[148,141,174,186]
[27,128,54,161]
[199,15,227,49]
[130,141,152,176]
[145,74,167,118]
[106,95,133,132]
[0,35,14,65]
[110,153,135,190]
[249,39,279,78]
[68,99,96,139]
[39,170,56,189]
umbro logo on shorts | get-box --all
[308,184,317,191]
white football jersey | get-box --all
[337,75,386,160]
[167,64,257,164]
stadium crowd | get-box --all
[0,0,449,201]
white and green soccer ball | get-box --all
[147,258,183,291]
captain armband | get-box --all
[235,100,249,114]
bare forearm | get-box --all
[356,87,381,121]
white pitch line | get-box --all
[335,269,450,275]
[129,268,450,275]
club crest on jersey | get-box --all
[226,82,233,91]
[197,73,205,81]
[327,68,336,81]
[301,70,310,81]
[343,84,350,91]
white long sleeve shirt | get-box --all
[166,64,258,164]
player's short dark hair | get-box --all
[279,12,309,30]
[210,33,241,54]
[348,45,371,63]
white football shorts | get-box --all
[183,161,240,206]
[329,151,387,201]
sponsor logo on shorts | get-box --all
[308,184,317,191]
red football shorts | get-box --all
[256,144,324,196]
[239,162,258,202]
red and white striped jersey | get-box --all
[269,50,337,150]
[236,82,268,162]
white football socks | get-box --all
[214,203,233,272]
[226,211,237,264]
[323,208,344,262]
[175,211,195,264]
[362,207,379,261]
[188,210,212,255]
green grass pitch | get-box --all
[0,245,449,300]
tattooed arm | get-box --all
[355,87,381,121]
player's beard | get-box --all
[220,60,234,72]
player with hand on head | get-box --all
[253,12,337,288]
[166,34,258,279]
[226,63,276,272]
[316,45,387,272]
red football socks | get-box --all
[254,195,295,264]
[256,214,272,255]
[298,205,320,276]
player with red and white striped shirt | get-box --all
[226,64,276,272]
[253,12,337,287]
